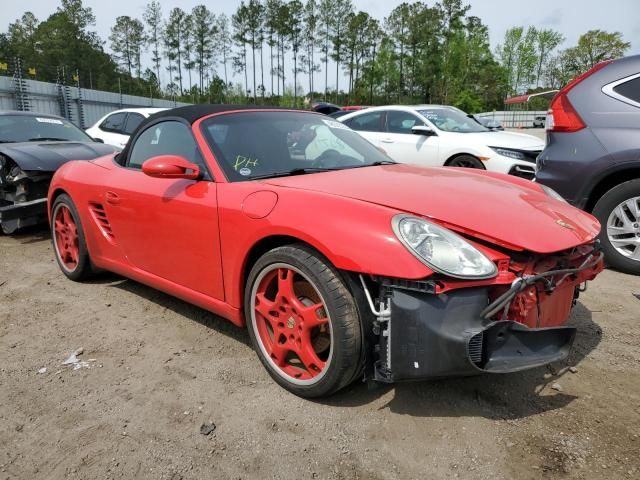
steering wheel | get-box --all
[313,149,343,169]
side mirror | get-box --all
[142,155,200,180]
[411,125,436,136]
[93,137,105,143]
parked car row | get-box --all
[2,54,638,397]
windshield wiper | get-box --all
[249,161,397,180]
[0,140,17,143]
[27,137,70,142]
[339,160,397,169]
[250,167,336,180]
[365,160,396,166]
[254,161,398,180]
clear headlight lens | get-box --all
[490,147,526,160]
[539,184,567,203]
[392,215,497,279]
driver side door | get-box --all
[380,110,441,166]
[104,120,224,300]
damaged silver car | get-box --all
[0,111,117,233]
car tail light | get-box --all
[546,60,613,133]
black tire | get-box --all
[51,194,94,281]
[592,179,640,275]
[244,244,362,398]
[447,154,485,169]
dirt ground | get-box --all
[1,226,639,480]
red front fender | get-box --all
[218,183,433,309]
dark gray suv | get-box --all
[537,55,640,274]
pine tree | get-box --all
[143,1,163,88]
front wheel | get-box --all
[244,244,362,397]
[447,154,485,169]
[592,179,640,275]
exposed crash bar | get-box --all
[480,251,604,320]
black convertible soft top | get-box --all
[118,104,303,163]
[144,104,295,125]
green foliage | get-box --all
[164,7,188,93]
[110,16,145,78]
[191,5,216,93]
[566,30,631,71]
[216,14,233,88]
[143,2,163,87]
[328,0,354,99]
[452,89,482,113]
[535,29,564,87]
[499,27,629,97]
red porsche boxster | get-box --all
[48,106,604,397]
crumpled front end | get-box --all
[363,243,603,382]
[0,155,50,233]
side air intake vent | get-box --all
[468,332,484,366]
[89,202,114,240]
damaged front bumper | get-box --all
[373,287,576,382]
[0,197,48,233]
[1,156,51,234]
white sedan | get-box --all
[86,108,167,149]
[338,105,543,179]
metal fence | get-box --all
[0,76,190,128]
[476,110,548,128]
[0,75,549,130]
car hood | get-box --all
[263,164,600,254]
[463,131,544,150]
[0,141,118,172]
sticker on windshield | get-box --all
[321,119,350,130]
[234,154,259,171]
[36,117,63,125]
[239,167,252,176]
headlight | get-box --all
[539,184,567,203]
[392,215,497,279]
[490,147,526,160]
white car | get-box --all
[86,108,167,149]
[338,105,544,179]
[533,115,546,128]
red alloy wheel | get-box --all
[252,265,332,384]
[53,204,80,272]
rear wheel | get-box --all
[447,154,485,169]
[592,179,640,275]
[51,194,93,281]
[244,244,362,397]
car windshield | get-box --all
[0,115,93,143]
[201,111,394,181]
[418,108,489,133]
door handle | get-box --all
[380,138,394,143]
[105,191,121,205]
